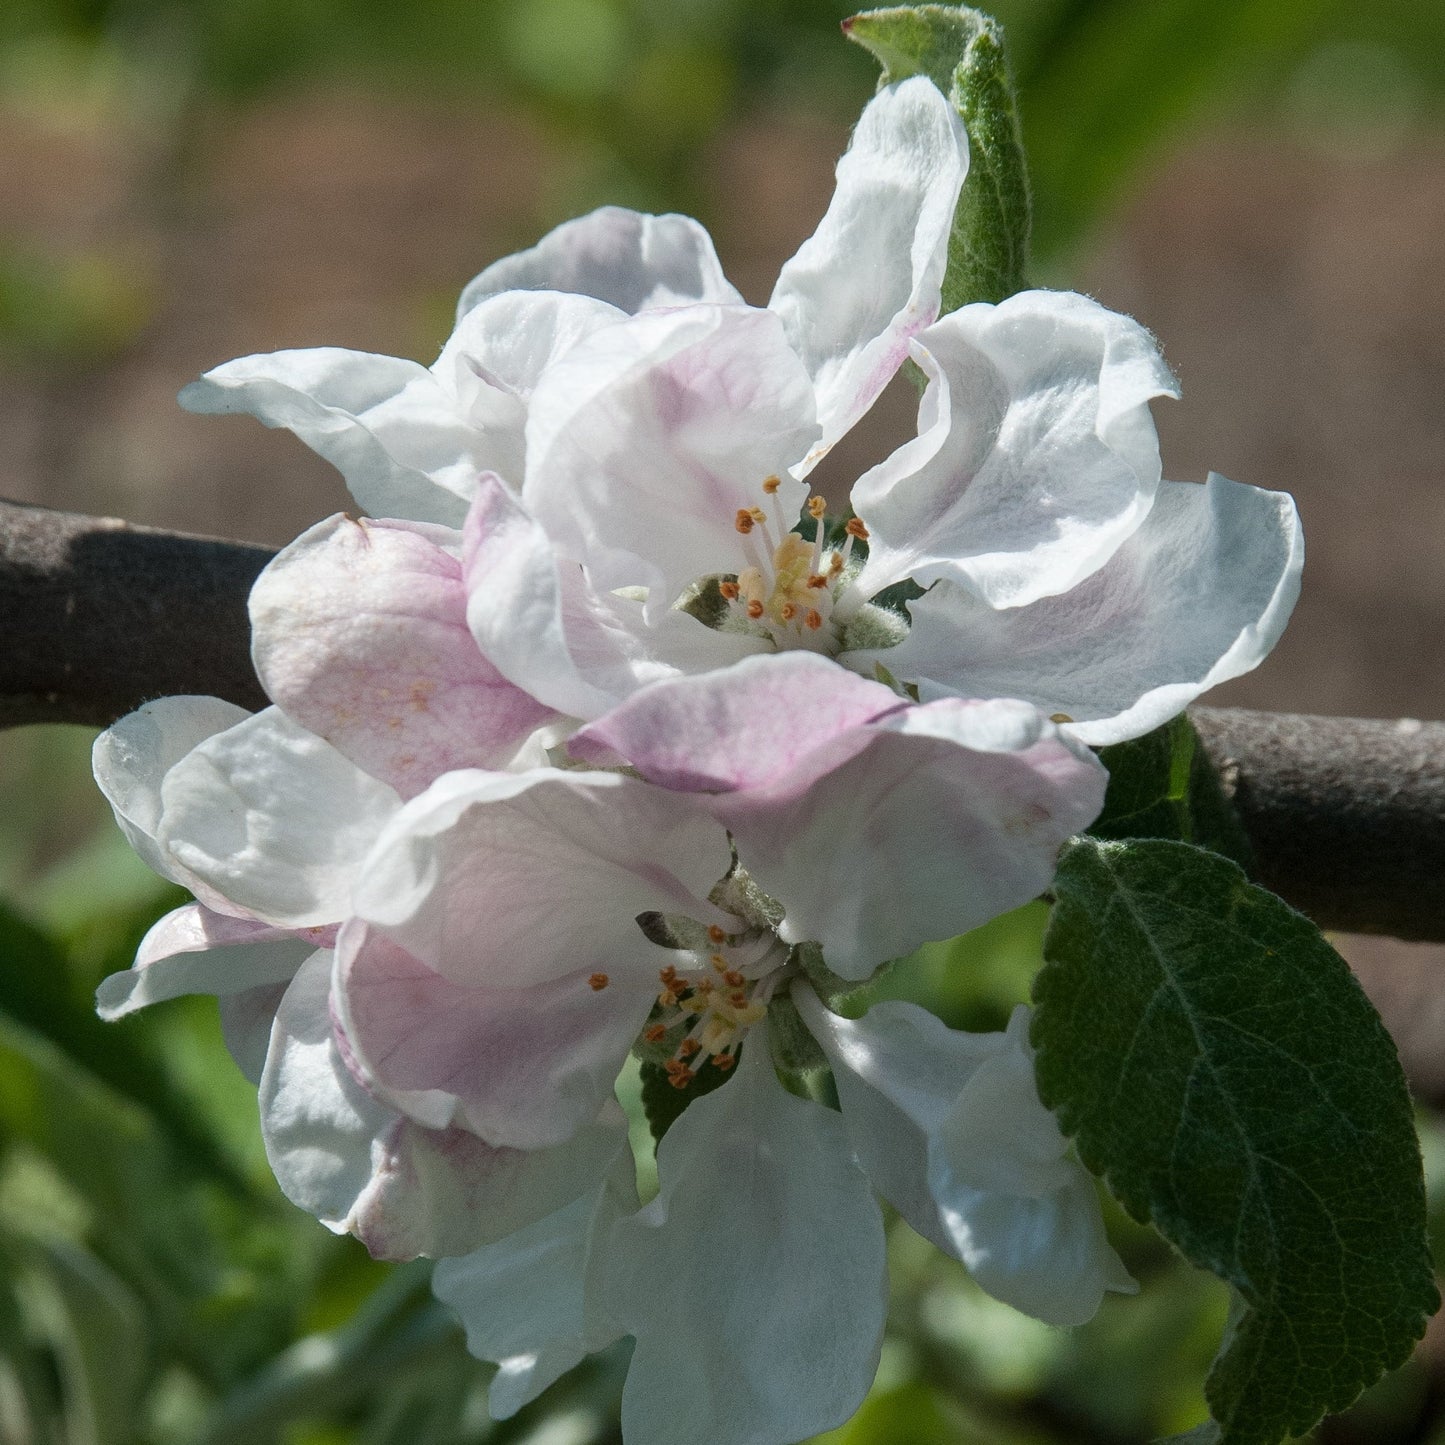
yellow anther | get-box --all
[1050,712,1074,724]
[762,475,781,494]
[589,972,610,991]
[735,509,756,534]
[779,601,798,622]
[710,953,728,971]
[844,516,869,540]
[658,989,679,1009]
[748,506,768,524]
[807,496,827,520]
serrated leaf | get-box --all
[846,4,1031,307]
[1090,715,1253,870]
[638,1056,734,1143]
[1033,838,1438,1445]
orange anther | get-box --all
[805,608,823,630]
[806,573,829,589]
[719,580,740,601]
[707,924,727,944]
[644,1024,667,1043]
[668,1067,696,1090]
[735,509,755,534]
[723,970,745,988]
[714,1053,737,1071]
[589,972,610,991]
[845,517,869,540]
[729,991,748,1008]
[746,600,765,620]
[779,602,798,622]
[762,475,781,494]
[807,496,827,520]
[829,552,845,574]
[678,1037,701,1059]
[659,965,679,985]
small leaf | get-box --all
[639,1056,734,1143]
[846,4,1031,306]
[1034,838,1438,1445]
[1090,715,1254,870]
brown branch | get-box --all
[4,499,1444,942]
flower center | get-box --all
[639,920,792,1088]
[713,476,869,655]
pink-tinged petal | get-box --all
[218,982,292,1084]
[180,349,481,525]
[603,1024,888,1445]
[456,207,742,319]
[714,699,1106,978]
[770,76,968,473]
[796,990,1132,1326]
[92,695,252,907]
[96,902,315,1020]
[434,1150,638,1421]
[261,953,630,1260]
[352,768,730,989]
[464,475,760,722]
[523,305,819,617]
[570,651,903,790]
[252,513,555,798]
[158,707,400,929]
[337,923,658,1150]
[853,289,1180,606]
[869,473,1304,746]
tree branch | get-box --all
[4,498,1444,942]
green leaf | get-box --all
[846,4,1030,307]
[638,1056,734,1143]
[1033,838,1438,1445]
[1090,715,1253,870]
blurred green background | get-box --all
[3,0,1445,1440]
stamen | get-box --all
[1050,712,1075,724]
[707,924,727,944]
[589,972,610,991]
[806,496,827,521]
[844,517,869,540]
[666,1063,696,1090]
[779,601,798,623]
[723,970,745,988]
[806,574,828,589]
[735,509,756,534]
[719,580,740,601]
[762,475,781,494]
[805,608,823,630]
[643,1024,667,1044]
[746,599,765,620]
[710,953,728,971]
[828,552,845,575]
[678,1037,701,1059]
[714,1053,737,1071]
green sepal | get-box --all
[846,4,1031,308]
[1089,714,1254,870]
[1034,837,1438,1445]
[638,1055,736,1144]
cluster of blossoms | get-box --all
[93,77,1301,1445]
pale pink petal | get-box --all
[770,77,968,472]
[570,651,902,790]
[464,474,760,721]
[95,902,317,1019]
[337,923,658,1150]
[352,768,730,989]
[252,513,555,797]
[853,289,1180,606]
[260,953,630,1260]
[523,305,819,617]
[457,207,742,319]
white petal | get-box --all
[158,707,401,928]
[218,982,292,1084]
[770,76,968,471]
[92,696,251,896]
[260,953,629,1259]
[874,473,1304,745]
[712,697,1106,979]
[602,1027,888,1445]
[853,289,1179,606]
[352,767,730,989]
[95,903,313,1019]
[433,1150,638,1419]
[523,304,818,616]
[797,989,1131,1326]
[464,474,760,721]
[457,207,742,319]
[180,348,483,524]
